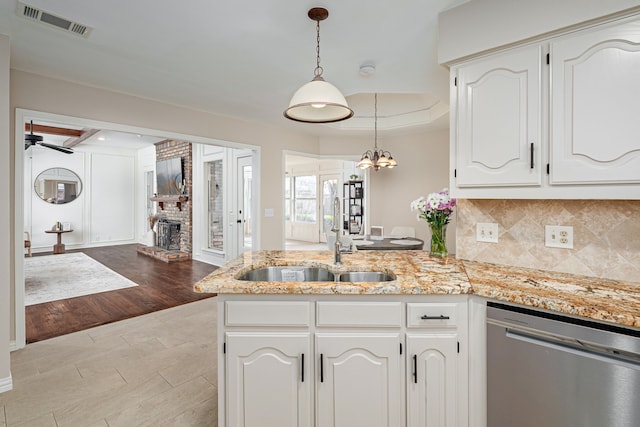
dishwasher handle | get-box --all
[505,328,640,370]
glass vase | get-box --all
[429,223,448,257]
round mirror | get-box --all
[34,168,83,204]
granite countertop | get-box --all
[194,250,640,328]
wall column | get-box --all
[0,33,13,393]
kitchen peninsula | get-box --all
[195,250,640,427]
[195,250,640,327]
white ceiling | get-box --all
[1,0,465,137]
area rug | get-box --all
[25,252,139,306]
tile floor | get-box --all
[285,239,327,251]
[0,298,218,426]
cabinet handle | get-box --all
[320,353,324,383]
[530,142,534,169]
[301,353,304,383]
[412,354,417,384]
[420,314,450,320]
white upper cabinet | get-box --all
[550,19,640,185]
[455,45,543,187]
[450,14,640,199]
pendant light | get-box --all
[357,93,398,171]
[284,7,354,123]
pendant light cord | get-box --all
[374,93,378,149]
[314,19,323,78]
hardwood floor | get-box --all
[26,244,217,343]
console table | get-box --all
[45,229,73,254]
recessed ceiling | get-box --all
[2,0,467,135]
[332,93,449,131]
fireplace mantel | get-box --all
[150,196,189,211]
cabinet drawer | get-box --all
[316,302,402,327]
[225,301,310,327]
[407,303,459,328]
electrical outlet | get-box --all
[545,225,573,249]
[476,222,499,243]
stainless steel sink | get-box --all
[237,266,335,282]
[236,266,395,283]
[337,271,395,282]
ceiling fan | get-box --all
[25,121,74,154]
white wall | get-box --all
[438,0,640,63]
[0,34,12,393]
[90,152,136,244]
[368,129,454,252]
[25,145,139,252]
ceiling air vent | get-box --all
[16,2,92,38]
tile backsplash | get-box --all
[456,199,640,283]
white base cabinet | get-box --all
[407,333,459,427]
[218,296,468,427]
[316,333,402,427]
[226,333,312,427]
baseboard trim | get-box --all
[0,374,13,393]
[9,339,19,352]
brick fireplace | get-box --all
[137,139,193,262]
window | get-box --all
[293,175,317,223]
[207,159,224,251]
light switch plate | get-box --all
[545,225,573,249]
[476,222,499,243]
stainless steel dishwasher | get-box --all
[487,301,640,427]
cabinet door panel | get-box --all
[226,333,311,427]
[456,45,542,187]
[316,333,401,427]
[551,19,640,184]
[407,333,459,427]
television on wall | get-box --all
[156,157,183,196]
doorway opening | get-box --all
[284,154,362,251]
[14,108,260,349]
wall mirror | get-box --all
[34,168,83,204]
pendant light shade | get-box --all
[284,8,353,124]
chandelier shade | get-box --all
[284,7,353,124]
[357,93,397,171]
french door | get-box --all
[235,155,253,255]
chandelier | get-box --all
[284,8,353,123]
[357,93,397,171]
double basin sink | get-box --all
[237,266,395,283]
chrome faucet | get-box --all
[331,196,343,264]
